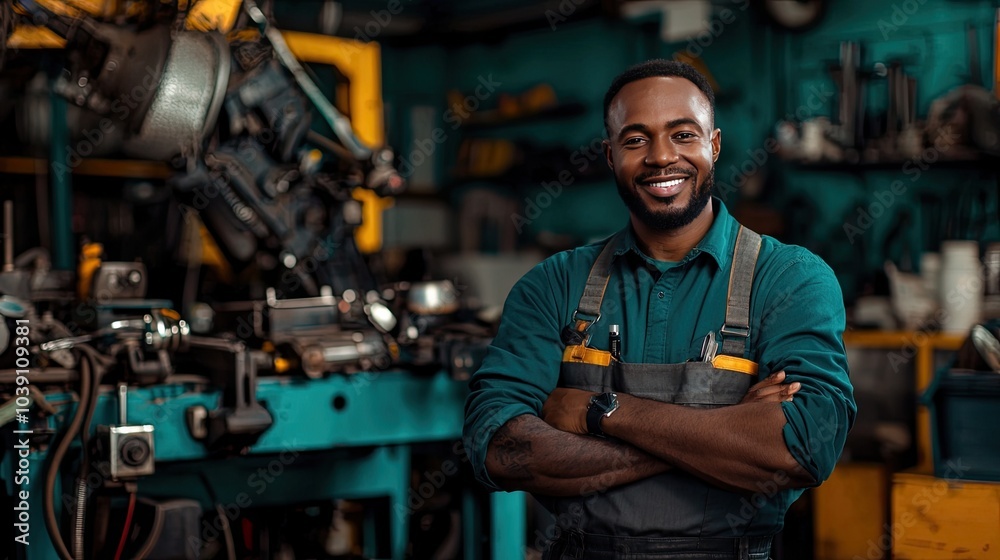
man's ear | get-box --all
[711,128,721,162]
[603,139,614,170]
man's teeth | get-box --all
[647,178,685,188]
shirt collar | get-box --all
[611,197,738,270]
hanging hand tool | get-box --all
[700,331,718,362]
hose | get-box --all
[43,355,92,560]
[72,477,87,560]
[72,351,104,560]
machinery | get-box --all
[0,1,524,558]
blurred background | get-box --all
[1,0,1000,558]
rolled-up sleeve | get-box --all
[754,249,857,484]
[463,258,567,491]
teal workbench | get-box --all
[3,369,525,559]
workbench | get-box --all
[3,369,525,559]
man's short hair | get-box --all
[603,59,716,136]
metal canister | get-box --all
[985,243,1000,296]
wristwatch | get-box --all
[586,392,619,437]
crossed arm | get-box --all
[486,372,810,495]
[475,249,854,498]
[485,414,670,497]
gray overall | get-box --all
[543,226,773,560]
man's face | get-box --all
[604,76,720,232]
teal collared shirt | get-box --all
[463,198,856,535]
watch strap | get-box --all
[587,393,616,437]
[586,398,606,437]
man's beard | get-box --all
[616,167,714,232]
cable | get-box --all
[200,473,237,560]
[113,491,137,560]
[215,503,237,560]
[306,130,356,162]
[43,355,92,560]
[78,353,101,451]
[73,351,104,560]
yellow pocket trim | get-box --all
[711,355,758,375]
[562,345,612,367]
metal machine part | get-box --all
[436,337,490,382]
[56,21,171,130]
[222,60,311,164]
[3,200,13,273]
[971,324,1000,372]
[90,261,148,300]
[365,300,397,333]
[243,0,372,161]
[406,280,460,315]
[295,329,390,378]
[122,30,230,160]
[141,309,190,352]
[94,384,157,480]
[39,307,189,381]
[40,308,189,352]
[266,289,345,333]
[183,335,273,451]
[0,200,31,300]
[212,289,341,340]
[0,294,29,358]
[211,285,396,376]
[14,21,228,161]
[0,2,494,557]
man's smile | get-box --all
[638,173,693,198]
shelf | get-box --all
[445,166,612,191]
[842,328,966,474]
[843,329,966,349]
[461,101,587,130]
[0,156,173,179]
[784,155,999,172]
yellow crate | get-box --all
[814,463,888,560]
[892,472,1000,560]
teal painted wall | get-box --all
[771,1,1000,299]
[379,0,1000,298]
[382,18,651,243]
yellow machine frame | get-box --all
[7,0,392,252]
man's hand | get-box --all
[541,372,799,435]
[741,371,800,404]
[541,387,595,435]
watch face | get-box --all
[594,392,615,411]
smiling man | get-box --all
[463,60,856,560]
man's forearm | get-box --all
[485,414,670,496]
[603,397,814,492]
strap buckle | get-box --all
[720,324,750,338]
[571,310,601,330]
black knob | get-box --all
[120,436,150,467]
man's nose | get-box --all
[643,139,679,167]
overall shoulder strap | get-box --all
[720,226,762,357]
[572,232,623,333]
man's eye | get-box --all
[675,132,697,140]
[624,137,645,145]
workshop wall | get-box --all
[765,0,1000,302]
[382,0,1000,301]
[382,18,647,246]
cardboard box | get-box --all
[892,472,1000,559]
